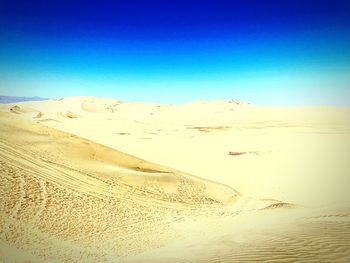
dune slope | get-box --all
[0,112,245,262]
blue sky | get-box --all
[0,0,349,105]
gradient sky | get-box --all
[0,0,350,105]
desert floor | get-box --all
[0,96,350,262]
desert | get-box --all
[1,0,350,261]
[0,96,349,262]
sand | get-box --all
[0,96,350,262]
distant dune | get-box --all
[1,97,350,262]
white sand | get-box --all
[1,96,349,262]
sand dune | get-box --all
[0,112,245,262]
[1,97,350,262]
[3,97,348,206]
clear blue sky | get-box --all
[0,0,349,105]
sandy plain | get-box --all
[0,96,349,262]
